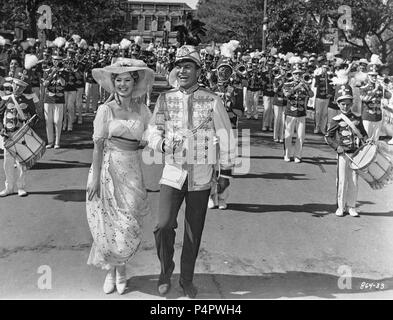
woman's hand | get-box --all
[87,178,101,201]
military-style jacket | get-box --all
[360,81,392,122]
[261,69,275,96]
[314,74,333,99]
[43,67,67,104]
[0,94,36,133]
[283,81,313,117]
[325,112,368,154]
[146,84,236,191]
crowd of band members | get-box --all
[1,37,393,153]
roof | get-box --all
[126,1,194,10]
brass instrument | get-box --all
[302,72,313,84]
[236,63,248,76]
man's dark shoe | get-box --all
[179,280,198,299]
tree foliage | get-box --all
[0,0,125,42]
[196,0,393,61]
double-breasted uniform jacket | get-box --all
[325,112,368,154]
[0,94,36,133]
[283,81,313,117]
[146,84,236,191]
[360,81,392,122]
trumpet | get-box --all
[302,73,313,84]
[236,64,248,76]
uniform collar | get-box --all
[179,83,199,95]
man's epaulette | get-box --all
[332,114,342,121]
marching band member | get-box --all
[325,84,369,217]
[261,55,276,130]
[85,50,101,113]
[63,47,77,131]
[42,50,67,149]
[360,55,392,141]
[272,63,287,143]
[313,62,332,134]
[0,57,21,97]
[244,52,261,120]
[283,58,313,163]
[74,48,86,125]
[0,70,37,197]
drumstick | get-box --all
[344,152,360,169]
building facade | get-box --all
[119,0,194,46]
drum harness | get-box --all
[339,113,367,170]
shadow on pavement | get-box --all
[223,202,392,218]
[234,172,309,180]
[124,272,393,299]
[31,160,91,170]
[29,189,87,202]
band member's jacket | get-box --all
[261,69,275,97]
[283,81,313,117]
[273,77,287,107]
[360,81,392,122]
[0,94,36,134]
[325,112,368,154]
[43,67,67,104]
[146,84,236,191]
[314,73,333,100]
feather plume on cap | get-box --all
[119,38,131,50]
[93,43,99,50]
[111,43,119,50]
[104,43,110,50]
[0,36,5,46]
[331,69,349,86]
[65,41,70,49]
[26,38,36,47]
[326,52,335,61]
[285,52,294,61]
[220,40,240,58]
[20,41,30,51]
[72,34,81,44]
[78,39,88,49]
[370,54,383,65]
[53,37,66,48]
[289,56,302,65]
[46,40,55,48]
[146,43,154,52]
[270,47,277,55]
[24,54,39,70]
[134,36,143,46]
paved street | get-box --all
[0,75,393,300]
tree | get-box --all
[173,13,207,46]
[0,0,124,42]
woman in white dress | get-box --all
[86,58,154,295]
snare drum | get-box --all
[3,117,45,169]
[349,142,393,189]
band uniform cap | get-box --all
[175,45,201,67]
[92,57,154,98]
[367,63,379,75]
[358,58,369,65]
[336,84,353,102]
[13,69,30,87]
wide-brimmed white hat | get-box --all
[92,57,154,98]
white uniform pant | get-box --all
[263,96,274,129]
[337,154,358,211]
[244,89,259,117]
[85,83,99,112]
[75,87,84,120]
[273,105,285,140]
[363,120,382,142]
[284,115,306,159]
[327,108,340,130]
[314,98,329,133]
[44,103,64,145]
[64,91,76,130]
[3,149,26,191]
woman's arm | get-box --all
[87,139,104,200]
